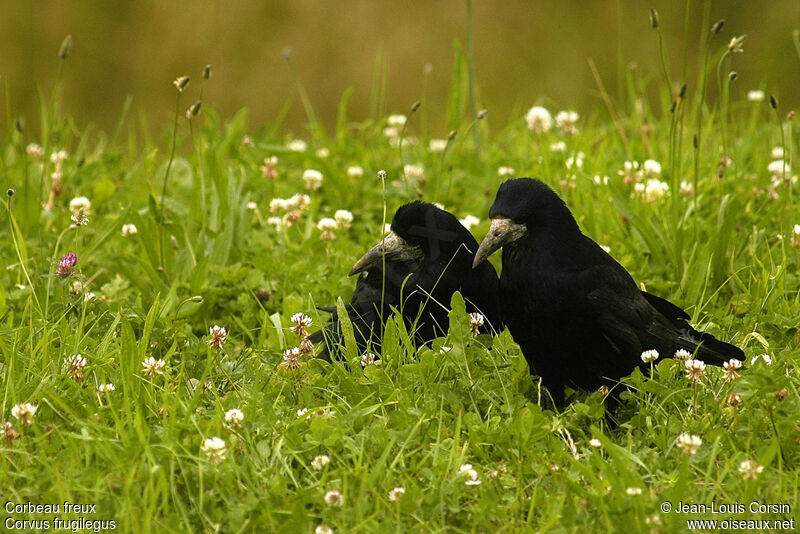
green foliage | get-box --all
[1,34,799,533]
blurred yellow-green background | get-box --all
[2,0,798,136]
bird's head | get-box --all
[472,178,577,268]
[350,201,471,276]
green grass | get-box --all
[1,32,799,534]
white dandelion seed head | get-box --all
[69,196,91,215]
[555,110,579,135]
[525,106,553,133]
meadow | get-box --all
[1,23,799,533]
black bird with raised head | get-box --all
[473,178,744,405]
[313,201,502,361]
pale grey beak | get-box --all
[349,231,424,276]
[472,217,527,268]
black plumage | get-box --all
[313,201,502,361]
[473,178,744,405]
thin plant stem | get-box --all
[159,91,182,269]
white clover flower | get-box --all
[679,181,694,196]
[267,217,283,229]
[388,486,405,502]
[50,149,69,165]
[65,354,87,376]
[684,359,706,383]
[316,148,330,158]
[269,198,290,213]
[225,408,244,426]
[429,139,448,152]
[640,178,669,202]
[676,433,702,456]
[771,147,784,159]
[290,313,313,337]
[404,164,425,181]
[387,114,407,127]
[260,156,278,179]
[246,201,258,210]
[286,139,307,152]
[550,141,567,152]
[464,469,481,485]
[121,223,138,237]
[360,352,376,367]
[317,218,338,232]
[202,436,227,463]
[303,169,323,191]
[282,347,302,370]
[383,126,400,139]
[555,110,579,135]
[97,383,115,393]
[334,210,353,228]
[11,403,37,426]
[626,487,643,496]
[468,312,484,335]
[324,490,344,507]
[142,356,166,377]
[26,143,44,160]
[674,349,692,361]
[593,175,609,185]
[311,455,330,470]
[289,193,311,210]
[71,212,89,226]
[589,438,603,449]
[747,90,765,102]
[738,460,763,480]
[751,353,773,366]
[565,152,584,170]
[643,159,662,177]
[69,196,91,215]
[525,106,553,133]
[347,166,364,178]
[497,166,516,177]
[208,325,227,351]
[723,359,742,382]
[315,526,333,534]
[640,349,659,363]
[459,215,480,230]
[768,160,791,178]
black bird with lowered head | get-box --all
[312,201,502,361]
[472,177,744,406]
